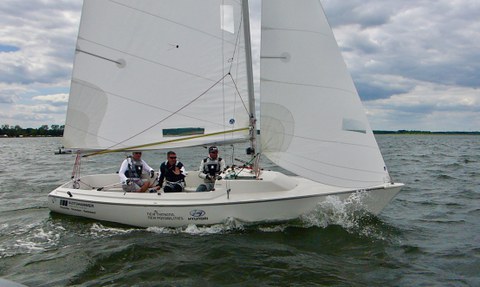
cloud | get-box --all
[33,93,69,106]
[325,0,480,102]
[0,0,79,127]
[0,0,80,85]
[365,81,480,131]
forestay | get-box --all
[64,0,250,151]
[260,0,390,188]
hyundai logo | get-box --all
[189,209,206,217]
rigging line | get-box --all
[100,73,231,151]
[228,73,250,115]
[227,4,244,75]
[85,127,250,157]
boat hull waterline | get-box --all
[48,170,403,228]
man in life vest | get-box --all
[119,151,156,192]
[196,146,226,192]
[157,151,187,192]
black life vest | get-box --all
[125,159,143,178]
[160,161,185,182]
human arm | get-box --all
[118,159,129,183]
[157,164,165,188]
[219,158,226,173]
[215,159,226,180]
[176,162,187,178]
[179,163,187,176]
[198,160,208,179]
[142,160,155,177]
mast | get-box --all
[241,0,258,171]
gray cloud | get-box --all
[323,0,480,106]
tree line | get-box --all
[1,124,64,137]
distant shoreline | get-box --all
[2,130,480,138]
[373,130,480,135]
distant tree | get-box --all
[0,123,64,137]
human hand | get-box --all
[216,175,222,180]
[125,179,131,185]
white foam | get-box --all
[301,192,369,229]
[258,225,288,233]
[1,225,61,258]
[89,223,137,238]
[147,217,245,235]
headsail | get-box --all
[64,0,250,151]
[260,0,390,188]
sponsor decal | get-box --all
[58,199,96,214]
[188,209,208,221]
[147,210,184,221]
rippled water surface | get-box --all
[0,135,479,286]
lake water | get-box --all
[0,135,479,286]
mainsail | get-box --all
[260,0,390,188]
[64,0,251,151]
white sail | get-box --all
[260,0,390,188]
[64,0,250,151]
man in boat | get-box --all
[156,151,187,192]
[119,151,156,192]
[196,146,226,192]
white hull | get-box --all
[47,170,403,227]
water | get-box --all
[0,135,479,286]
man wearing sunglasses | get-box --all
[157,151,187,192]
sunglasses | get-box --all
[133,152,142,155]
[169,156,177,159]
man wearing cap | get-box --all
[119,151,156,192]
[196,146,226,192]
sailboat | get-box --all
[48,0,403,228]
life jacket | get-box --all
[203,157,223,176]
[125,159,143,178]
[160,161,185,183]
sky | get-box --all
[0,0,479,131]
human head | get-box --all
[132,151,142,159]
[208,146,218,159]
[167,151,177,162]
